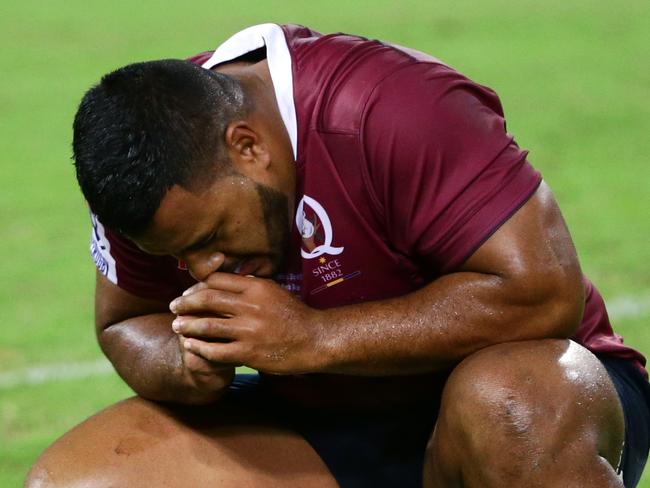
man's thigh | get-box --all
[27,374,441,488]
[26,386,339,488]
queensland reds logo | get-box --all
[295,195,344,259]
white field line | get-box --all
[1,294,649,390]
[606,294,650,321]
[0,358,114,389]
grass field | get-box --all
[1,0,648,486]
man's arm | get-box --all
[311,181,585,374]
[95,271,235,403]
[172,182,585,375]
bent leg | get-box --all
[26,395,339,487]
[424,339,625,488]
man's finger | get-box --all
[183,338,245,364]
[203,272,256,293]
[174,316,237,340]
[182,281,208,296]
[179,272,253,299]
[170,288,241,315]
[181,347,239,372]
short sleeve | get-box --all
[89,212,194,302]
[362,62,542,272]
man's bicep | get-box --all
[94,270,171,333]
[457,181,584,337]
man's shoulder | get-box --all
[285,27,455,136]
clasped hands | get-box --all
[170,272,322,375]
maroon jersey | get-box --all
[91,24,646,375]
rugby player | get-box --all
[27,24,650,487]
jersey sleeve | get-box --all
[89,212,192,302]
[362,62,542,272]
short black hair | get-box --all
[73,59,248,236]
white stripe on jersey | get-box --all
[201,23,298,160]
[89,212,117,284]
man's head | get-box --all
[73,59,247,236]
[73,59,295,280]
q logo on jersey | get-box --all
[295,195,344,259]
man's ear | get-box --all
[224,121,271,175]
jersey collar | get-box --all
[201,23,298,160]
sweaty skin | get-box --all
[27,57,627,487]
[167,181,585,377]
[97,58,584,396]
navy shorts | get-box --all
[600,356,650,487]
[225,374,438,487]
[226,356,650,488]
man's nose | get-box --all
[184,251,225,282]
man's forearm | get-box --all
[99,312,233,404]
[174,264,583,377]
[312,270,582,376]
[304,185,585,376]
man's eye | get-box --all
[185,232,217,253]
[198,232,217,248]
[199,234,213,245]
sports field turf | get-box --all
[1,0,648,485]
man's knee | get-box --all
[429,340,625,485]
[25,397,175,487]
[439,339,623,447]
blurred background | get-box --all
[1,0,648,485]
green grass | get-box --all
[1,0,648,485]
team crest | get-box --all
[295,195,344,259]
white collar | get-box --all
[202,23,298,160]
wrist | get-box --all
[306,307,339,374]
[178,365,235,404]
[176,338,236,403]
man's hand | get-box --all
[95,271,234,404]
[170,274,323,374]
[176,334,236,398]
